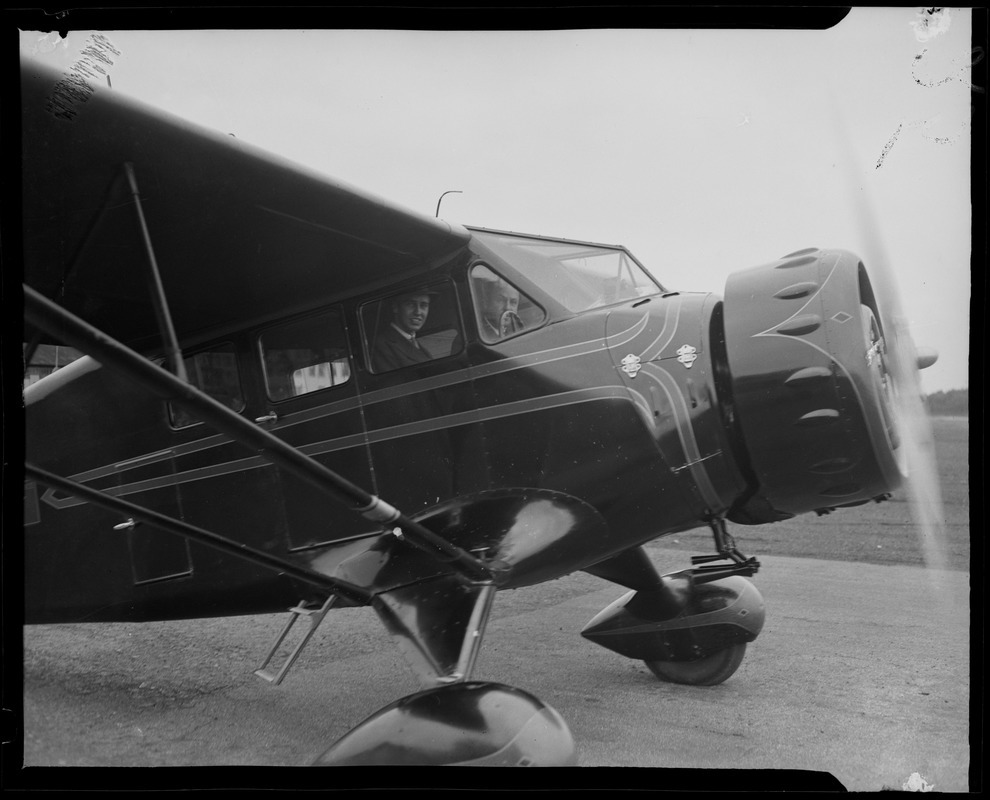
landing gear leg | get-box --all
[315,573,576,765]
[689,517,760,583]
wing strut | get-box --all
[23,164,188,382]
[23,285,504,587]
[122,162,187,382]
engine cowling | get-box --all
[720,248,905,523]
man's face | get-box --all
[487,282,519,322]
[394,294,431,334]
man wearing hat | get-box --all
[372,288,436,371]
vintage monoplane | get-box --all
[21,54,941,766]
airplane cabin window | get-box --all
[362,282,463,373]
[168,343,245,428]
[469,264,546,343]
[259,310,351,401]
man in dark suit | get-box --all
[372,289,435,371]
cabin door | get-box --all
[115,453,192,585]
[356,280,484,515]
[170,340,292,561]
[253,307,376,551]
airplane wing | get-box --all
[20,56,470,351]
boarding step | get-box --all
[254,596,337,685]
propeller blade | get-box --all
[838,133,950,581]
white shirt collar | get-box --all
[390,322,416,342]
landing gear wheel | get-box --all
[645,642,747,686]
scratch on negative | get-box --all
[45,33,120,121]
[876,124,903,169]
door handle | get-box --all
[255,411,278,424]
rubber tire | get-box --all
[645,642,747,686]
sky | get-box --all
[18,9,974,392]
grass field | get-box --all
[651,417,971,571]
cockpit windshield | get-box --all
[471,229,664,314]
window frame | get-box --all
[468,228,665,315]
[360,279,465,374]
[467,261,547,344]
[256,307,353,403]
[166,341,246,430]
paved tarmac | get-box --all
[19,546,970,791]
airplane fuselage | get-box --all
[25,231,751,622]
[25,226,904,625]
